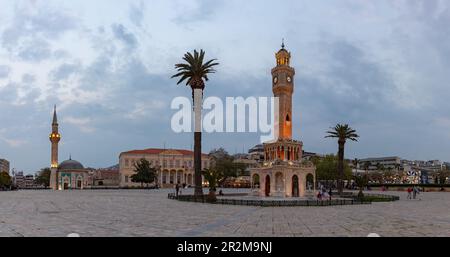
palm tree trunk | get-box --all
[194,132,203,196]
[337,140,345,195]
[193,88,203,197]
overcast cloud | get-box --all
[0,0,449,173]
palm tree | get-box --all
[172,49,219,196]
[325,124,359,195]
[354,173,369,199]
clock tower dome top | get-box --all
[276,39,291,66]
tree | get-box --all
[35,168,51,189]
[354,173,369,199]
[172,49,219,197]
[202,168,223,193]
[325,124,359,195]
[131,158,157,188]
[315,154,352,188]
[0,172,12,189]
[202,168,224,202]
[209,148,247,186]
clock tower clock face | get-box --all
[273,76,278,84]
[287,76,292,83]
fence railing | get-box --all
[168,193,374,207]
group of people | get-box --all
[317,185,332,200]
[407,186,421,200]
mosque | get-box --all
[250,42,316,197]
[49,106,89,190]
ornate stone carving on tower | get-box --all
[49,105,60,190]
[250,42,316,198]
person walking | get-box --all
[175,183,180,198]
[328,188,332,201]
[412,186,417,199]
[414,186,420,200]
[407,187,412,200]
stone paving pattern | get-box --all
[0,189,449,237]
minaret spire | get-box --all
[52,105,58,124]
[281,38,285,49]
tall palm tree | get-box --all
[172,49,219,196]
[325,124,359,195]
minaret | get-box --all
[49,105,61,190]
[271,40,295,140]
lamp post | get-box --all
[89,170,95,189]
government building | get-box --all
[119,148,211,188]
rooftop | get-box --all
[120,148,209,157]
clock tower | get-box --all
[271,41,295,140]
[250,41,316,198]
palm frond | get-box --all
[171,49,219,89]
[325,124,359,141]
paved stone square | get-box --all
[0,189,449,237]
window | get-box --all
[125,159,129,167]
[163,160,167,168]
[169,160,174,168]
[125,175,129,183]
[176,160,180,167]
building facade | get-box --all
[119,148,211,188]
[248,144,265,162]
[0,159,10,174]
[250,43,316,198]
[24,174,37,188]
[91,169,120,186]
[359,157,401,171]
[13,171,25,188]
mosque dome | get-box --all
[59,158,84,170]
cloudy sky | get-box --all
[0,0,449,173]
